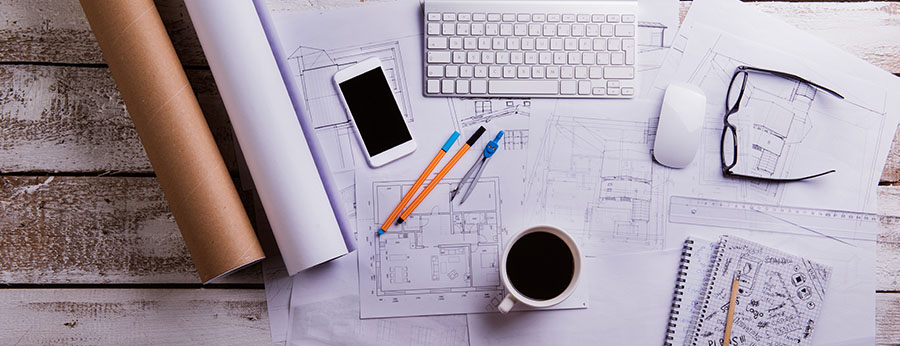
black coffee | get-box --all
[505,231,575,301]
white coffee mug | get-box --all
[498,225,583,313]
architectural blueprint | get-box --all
[524,101,667,257]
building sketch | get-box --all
[525,115,665,256]
[448,98,531,131]
[638,21,668,49]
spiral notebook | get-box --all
[666,236,832,346]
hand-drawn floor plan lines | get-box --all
[501,129,528,151]
[525,115,665,256]
[358,177,506,316]
[448,98,531,130]
[288,40,413,129]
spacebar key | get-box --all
[489,80,559,95]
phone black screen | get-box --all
[339,67,412,156]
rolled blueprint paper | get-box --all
[80,0,265,283]
[185,0,349,274]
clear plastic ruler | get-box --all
[668,196,881,242]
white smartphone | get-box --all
[333,57,416,167]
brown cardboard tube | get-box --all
[80,0,265,283]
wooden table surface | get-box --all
[1,0,899,344]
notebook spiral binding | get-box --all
[691,236,728,346]
[664,239,695,346]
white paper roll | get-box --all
[185,0,348,275]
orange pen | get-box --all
[397,126,486,224]
[377,131,461,236]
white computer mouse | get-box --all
[653,83,707,168]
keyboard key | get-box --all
[503,66,516,78]
[600,24,613,37]
[575,66,587,79]
[427,65,444,77]
[622,14,635,23]
[586,24,600,37]
[604,66,634,79]
[589,66,603,79]
[458,13,472,21]
[535,38,549,50]
[593,87,606,95]
[591,14,605,23]
[515,23,528,36]
[610,51,625,65]
[482,51,496,64]
[496,51,510,64]
[561,66,574,79]
[608,38,621,51]
[427,23,441,35]
[522,38,535,50]
[517,13,530,22]
[442,80,455,93]
[453,51,467,63]
[560,80,577,94]
[473,13,487,22]
[623,38,635,64]
[449,37,463,49]
[427,80,440,94]
[553,52,567,64]
[456,80,469,94]
[597,52,610,65]
[572,24,585,37]
[539,52,552,64]
[533,14,546,22]
[443,13,457,21]
[564,38,577,50]
[578,81,591,94]
[582,52,595,64]
[464,37,478,49]
[622,87,634,96]
[474,65,488,77]
[517,66,531,78]
[460,65,474,77]
[472,23,485,35]
[577,14,590,23]
[478,37,492,49]
[446,65,459,77]
[578,38,592,51]
[489,65,503,78]
[511,52,524,64]
[558,24,571,36]
[608,87,620,95]
[487,13,501,22]
[593,38,607,51]
[525,52,538,64]
[500,23,513,36]
[562,14,576,22]
[567,52,581,64]
[543,24,557,36]
[546,66,559,78]
[471,80,487,93]
[615,24,634,37]
[529,23,542,36]
[532,66,545,78]
[490,80,559,94]
[547,13,561,22]
[486,23,499,35]
[427,13,441,21]
[467,51,481,63]
[443,23,455,35]
[457,23,470,35]
[493,37,506,49]
[502,13,516,22]
[428,51,452,63]
[607,14,620,23]
[428,37,447,49]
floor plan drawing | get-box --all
[356,177,508,317]
[501,129,528,151]
[525,113,666,256]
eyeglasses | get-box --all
[721,65,844,182]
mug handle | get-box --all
[498,293,517,314]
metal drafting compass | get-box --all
[450,130,504,204]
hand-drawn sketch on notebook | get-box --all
[691,236,831,346]
[525,114,666,256]
[287,40,412,171]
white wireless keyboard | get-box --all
[423,0,637,98]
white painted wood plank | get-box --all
[0,289,270,345]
